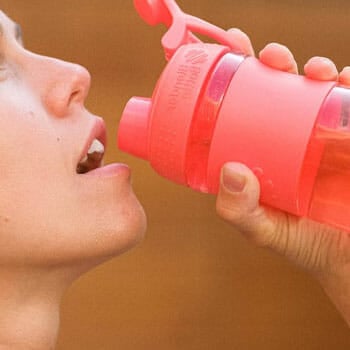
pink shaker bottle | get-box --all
[118,0,350,231]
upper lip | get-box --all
[77,116,107,167]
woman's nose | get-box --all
[29,54,91,117]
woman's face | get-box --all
[0,11,146,266]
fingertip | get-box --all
[227,28,255,56]
[221,163,260,192]
[217,163,261,218]
[304,56,338,81]
[259,42,298,74]
[221,163,247,193]
[216,163,275,246]
[339,66,350,86]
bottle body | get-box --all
[192,55,350,231]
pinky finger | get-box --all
[339,67,350,87]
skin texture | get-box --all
[0,10,146,349]
[216,30,350,327]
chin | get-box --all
[61,210,147,276]
[105,200,147,256]
[38,183,148,269]
[83,190,147,262]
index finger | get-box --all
[227,28,255,56]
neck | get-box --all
[0,265,75,350]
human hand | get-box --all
[217,29,350,326]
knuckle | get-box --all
[216,200,246,224]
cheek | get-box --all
[0,128,68,221]
[0,103,60,176]
[0,106,70,190]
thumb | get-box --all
[216,162,283,247]
[216,163,345,274]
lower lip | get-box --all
[85,163,131,178]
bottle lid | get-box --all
[118,0,242,182]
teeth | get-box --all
[88,139,104,155]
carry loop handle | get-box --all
[134,0,238,59]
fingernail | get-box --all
[222,165,247,193]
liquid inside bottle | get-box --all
[307,87,350,231]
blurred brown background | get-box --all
[3,1,350,349]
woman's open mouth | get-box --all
[75,117,130,178]
[76,138,105,174]
[76,117,107,174]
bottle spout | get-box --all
[118,97,151,160]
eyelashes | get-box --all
[15,24,23,45]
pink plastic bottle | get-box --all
[118,0,350,231]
